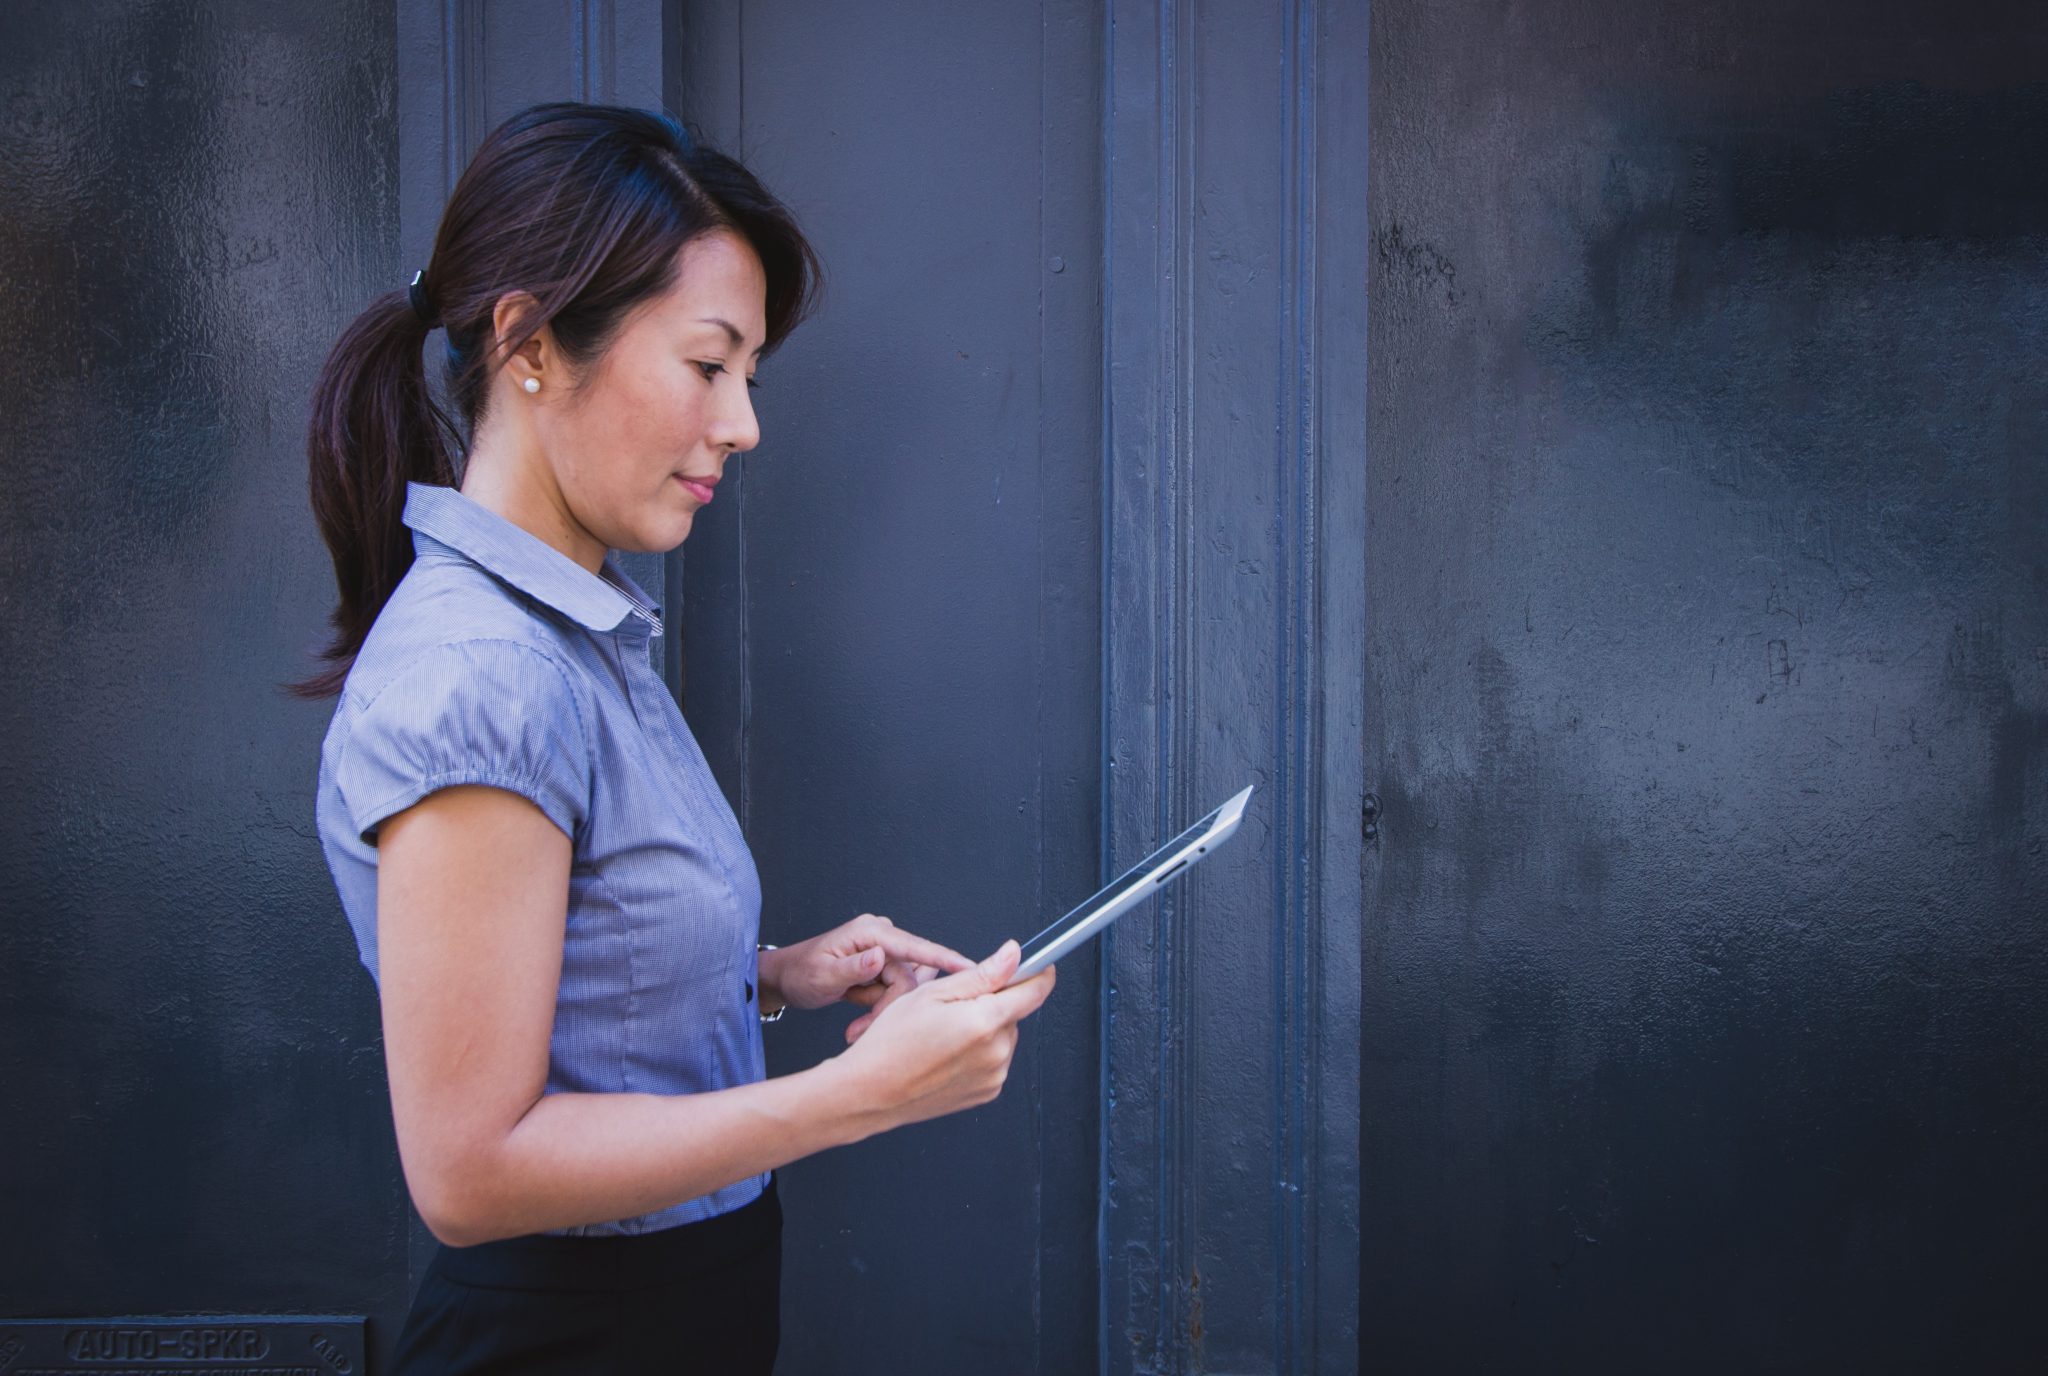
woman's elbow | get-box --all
[414,1187,486,1249]
[418,1202,488,1249]
[408,1159,513,1249]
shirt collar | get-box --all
[402,482,663,637]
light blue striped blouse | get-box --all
[315,481,769,1235]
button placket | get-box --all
[621,646,756,982]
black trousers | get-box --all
[389,1176,782,1374]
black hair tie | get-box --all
[408,269,438,328]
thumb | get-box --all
[979,938,1021,987]
[937,939,1020,1000]
[839,946,886,985]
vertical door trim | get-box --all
[1099,0,1363,1369]
[1099,0,1198,1369]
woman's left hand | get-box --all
[759,913,972,1037]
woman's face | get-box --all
[539,229,768,557]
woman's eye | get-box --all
[695,360,725,381]
[696,361,761,391]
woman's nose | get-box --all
[709,381,760,454]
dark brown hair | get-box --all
[295,102,821,698]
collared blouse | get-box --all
[315,482,769,1234]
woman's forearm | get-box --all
[419,1059,884,1246]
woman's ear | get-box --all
[490,290,549,376]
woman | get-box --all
[300,102,1055,1373]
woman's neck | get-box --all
[459,428,607,574]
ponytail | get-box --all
[291,291,459,699]
[292,102,821,699]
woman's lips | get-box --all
[678,476,715,504]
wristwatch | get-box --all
[756,943,785,1023]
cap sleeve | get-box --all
[334,638,594,846]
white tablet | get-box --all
[1006,784,1255,986]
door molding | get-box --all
[1098,0,1364,1368]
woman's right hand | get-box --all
[827,939,1056,1132]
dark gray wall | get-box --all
[0,0,409,1349]
[41,0,2037,1369]
[1366,0,2048,1368]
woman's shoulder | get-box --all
[320,561,602,847]
[344,553,589,709]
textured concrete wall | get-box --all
[0,0,408,1353]
[1365,0,2048,1367]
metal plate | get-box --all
[0,1318,364,1376]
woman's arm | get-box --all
[377,783,1051,1247]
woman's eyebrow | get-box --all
[696,316,765,359]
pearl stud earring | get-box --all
[521,377,540,394]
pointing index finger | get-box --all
[869,927,973,974]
